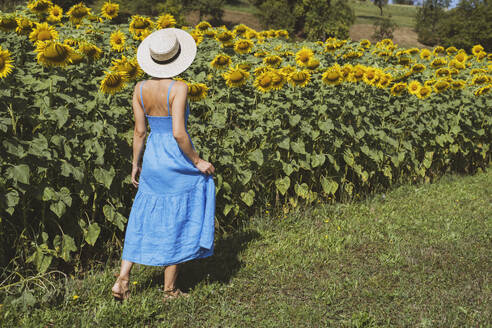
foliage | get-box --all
[255,0,355,40]
[0,1,491,280]
[414,0,450,46]
[1,168,491,326]
[436,0,492,52]
[372,15,397,41]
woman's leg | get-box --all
[164,264,178,290]
[112,260,133,296]
[118,259,133,279]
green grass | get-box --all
[350,0,418,28]
[1,168,491,327]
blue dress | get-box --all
[121,79,215,266]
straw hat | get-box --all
[136,28,197,78]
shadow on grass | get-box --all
[145,228,262,292]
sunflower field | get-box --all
[0,0,491,276]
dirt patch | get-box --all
[350,23,428,48]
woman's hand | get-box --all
[195,158,215,175]
[131,164,142,188]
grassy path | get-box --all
[1,168,491,327]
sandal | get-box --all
[111,272,130,301]
[163,287,190,301]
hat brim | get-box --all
[137,28,197,78]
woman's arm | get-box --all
[132,83,147,167]
[170,81,201,166]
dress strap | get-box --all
[140,80,147,116]
[166,80,175,117]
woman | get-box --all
[111,28,216,301]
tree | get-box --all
[414,0,451,45]
[372,0,389,15]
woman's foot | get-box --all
[163,287,189,301]
[112,273,130,301]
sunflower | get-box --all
[269,70,286,90]
[202,29,216,38]
[244,29,258,39]
[129,15,154,39]
[64,38,78,47]
[263,55,282,68]
[156,13,176,29]
[195,21,211,31]
[233,24,248,36]
[339,64,352,80]
[363,67,379,85]
[417,85,432,99]
[449,59,465,70]
[406,47,420,55]
[222,65,249,87]
[258,31,269,39]
[430,58,447,68]
[15,17,33,35]
[476,51,486,61]
[408,80,421,95]
[112,55,142,81]
[322,65,343,86]
[254,71,274,92]
[377,73,392,88]
[410,63,425,74]
[238,62,252,71]
[190,30,203,45]
[100,70,127,94]
[101,1,119,20]
[342,51,362,60]
[0,46,14,79]
[471,74,490,85]
[27,0,52,15]
[446,46,458,55]
[0,15,18,32]
[78,41,102,61]
[110,30,126,52]
[29,22,58,43]
[280,65,296,76]
[47,5,63,23]
[324,41,338,53]
[471,44,484,57]
[424,80,436,87]
[234,39,254,54]
[389,82,407,96]
[454,52,468,63]
[306,58,320,70]
[287,70,310,88]
[188,82,208,101]
[474,84,491,96]
[210,54,231,70]
[432,46,445,56]
[276,29,289,38]
[254,66,272,76]
[346,64,365,83]
[433,79,449,93]
[215,30,235,44]
[470,68,487,75]
[359,39,371,49]
[450,79,466,90]
[420,48,432,60]
[67,2,91,25]
[35,40,74,67]
[398,56,412,66]
[295,47,314,67]
[435,67,450,78]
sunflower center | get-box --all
[0,57,5,70]
[326,71,340,81]
[134,20,148,29]
[72,8,89,19]
[0,18,17,30]
[37,30,53,41]
[420,88,430,96]
[229,71,244,82]
[44,43,69,62]
[299,53,310,62]
[435,82,448,90]
[217,56,229,65]
[107,74,124,87]
[259,75,272,87]
[237,42,250,50]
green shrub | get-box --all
[372,15,398,41]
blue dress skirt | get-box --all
[121,80,215,266]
